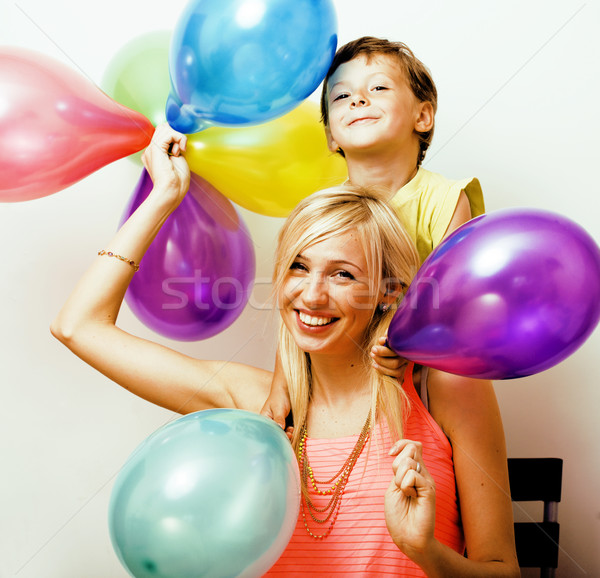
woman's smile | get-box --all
[296,310,339,329]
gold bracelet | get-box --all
[98,250,140,272]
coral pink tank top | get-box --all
[266,365,464,576]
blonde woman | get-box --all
[52,125,519,577]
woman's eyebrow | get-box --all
[296,253,364,274]
[330,259,364,272]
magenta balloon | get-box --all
[388,209,600,379]
[0,47,153,202]
[123,171,255,341]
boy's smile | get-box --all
[348,115,380,126]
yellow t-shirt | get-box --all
[388,167,485,264]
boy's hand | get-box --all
[261,350,293,440]
[371,335,408,380]
[260,392,293,440]
[260,391,290,430]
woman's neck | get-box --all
[305,353,372,438]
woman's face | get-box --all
[279,230,379,358]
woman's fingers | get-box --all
[389,440,428,497]
[143,123,187,163]
[156,122,187,150]
[141,124,190,200]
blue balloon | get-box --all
[166,0,338,133]
[109,409,301,577]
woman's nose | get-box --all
[303,274,330,306]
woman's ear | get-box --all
[414,101,434,134]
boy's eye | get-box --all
[332,92,349,102]
[372,85,388,91]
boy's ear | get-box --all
[414,101,434,134]
[325,125,339,153]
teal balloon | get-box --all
[109,409,300,577]
[166,0,338,133]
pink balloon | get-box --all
[0,47,154,202]
[388,209,600,379]
[122,170,256,341]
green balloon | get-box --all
[102,30,172,134]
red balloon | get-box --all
[0,47,154,202]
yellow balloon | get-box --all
[186,102,347,217]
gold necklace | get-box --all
[297,409,373,539]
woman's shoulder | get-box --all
[425,369,500,440]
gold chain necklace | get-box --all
[297,409,373,539]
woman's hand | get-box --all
[141,123,191,207]
[384,440,436,562]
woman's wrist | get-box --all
[400,536,443,576]
[146,186,183,218]
[107,186,180,267]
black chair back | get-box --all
[507,458,563,577]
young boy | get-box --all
[322,36,484,263]
[263,37,484,429]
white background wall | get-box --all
[1,0,599,576]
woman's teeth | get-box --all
[298,311,335,326]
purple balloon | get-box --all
[388,208,600,379]
[122,170,255,341]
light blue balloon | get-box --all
[109,409,300,578]
[166,0,338,133]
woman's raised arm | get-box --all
[51,124,271,415]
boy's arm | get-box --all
[443,190,472,237]
[260,349,292,432]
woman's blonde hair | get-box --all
[272,185,420,451]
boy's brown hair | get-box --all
[320,36,438,165]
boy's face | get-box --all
[325,54,430,158]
